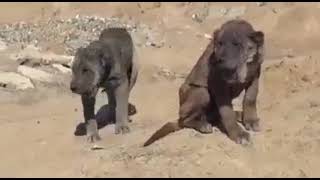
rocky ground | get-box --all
[0,2,320,178]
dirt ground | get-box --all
[0,2,320,178]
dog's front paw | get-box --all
[115,124,130,134]
[86,119,101,143]
[243,118,261,132]
[229,128,251,146]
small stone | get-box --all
[151,74,160,81]
[272,8,278,14]
[220,8,229,16]
[266,128,272,132]
[159,67,171,76]
[204,33,212,40]
[192,14,204,23]
[195,161,201,166]
[146,41,163,48]
[309,100,320,108]
[226,7,246,18]
[301,75,311,82]
[299,169,308,178]
[91,144,104,151]
[137,2,161,10]
[256,2,266,6]
[153,2,161,8]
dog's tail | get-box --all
[143,121,183,147]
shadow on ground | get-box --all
[74,103,137,136]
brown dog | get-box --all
[143,19,264,146]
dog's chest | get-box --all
[230,84,246,99]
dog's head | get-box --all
[70,41,112,96]
[212,20,264,84]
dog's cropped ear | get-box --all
[213,29,220,46]
[77,47,84,52]
[249,31,264,46]
[98,51,105,67]
[98,50,112,68]
[72,47,84,66]
[74,47,84,58]
[187,31,217,87]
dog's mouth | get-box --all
[220,71,246,85]
[71,88,81,95]
[224,78,244,85]
[85,87,99,97]
[226,79,237,84]
[71,86,98,97]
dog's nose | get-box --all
[70,85,77,92]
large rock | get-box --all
[0,39,7,51]
[0,71,34,90]
[17,65,55,83]
[10,45,74,66]
[52,64,71,74]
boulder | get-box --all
[0,71,34,90]
[17,65,55,83]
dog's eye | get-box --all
[248,46,254,50]
[82,68,89,73]
[232,42,240,46]
[224,68,236,76]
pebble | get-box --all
[301,75,311,82]
[204,33,212,40]
[309,100,320,108]
[256,2,267,6]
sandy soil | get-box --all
[0,2,320,178]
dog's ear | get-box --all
[75,47,84,58]
[72,47,84,66]
[77,47,84,52]
[187,31,217,87]
[98,51,106,67]
[208,28,221,65]
[213,29,220,46]
[249,31,264,46]
[99,50,111,68]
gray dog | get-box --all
[70,28,138,142]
